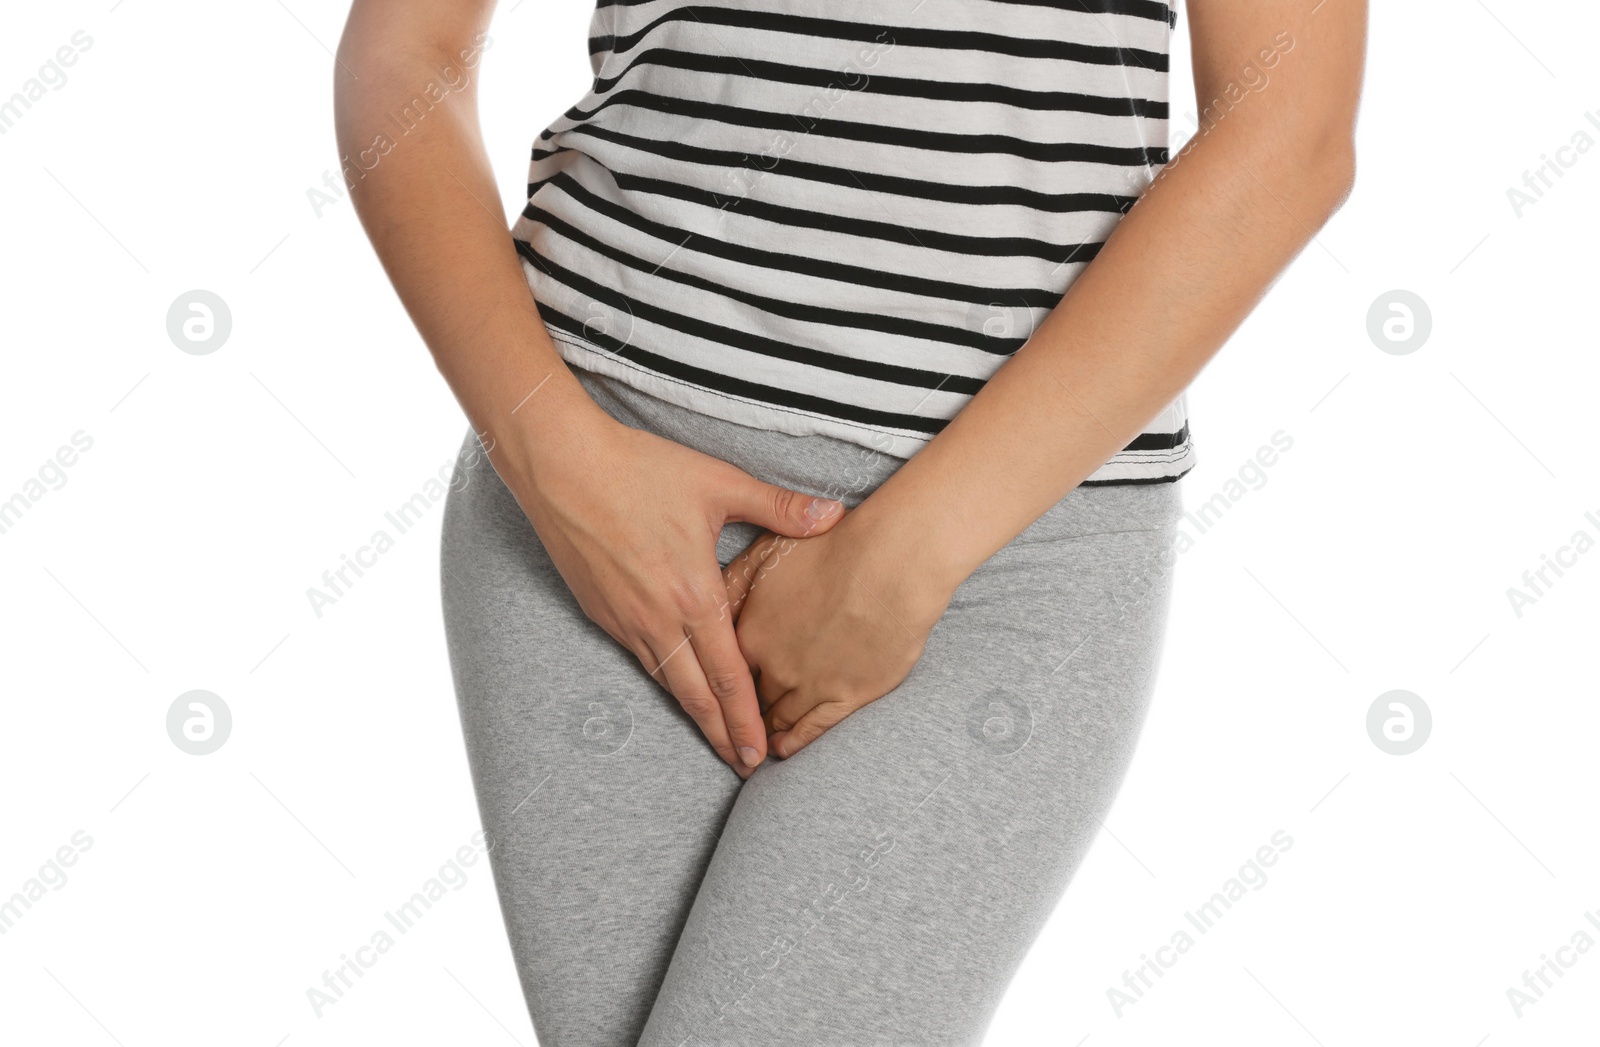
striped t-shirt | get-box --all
[513,0,1195,485]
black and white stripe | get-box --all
[513,0,1194,484]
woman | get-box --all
[335,1,1363,1043]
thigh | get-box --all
[440,428,745,1047]
[637,481,1183,1047]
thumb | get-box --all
[725,477,843,538]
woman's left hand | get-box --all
[722,518,955,760]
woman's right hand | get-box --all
[504,410,843,778]
[333,0,843,777]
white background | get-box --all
[2,1,1596,1044]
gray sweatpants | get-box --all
[441,370,1183,1047]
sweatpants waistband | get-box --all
[571,366,1184,565]
[576,367,901,509]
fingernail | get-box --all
[805,498,842,521]
[738,745,761,768]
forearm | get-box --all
[333,7,610,485]
[844,7,1362,594]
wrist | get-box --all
[832,496,971,612]
[483,380,624,497]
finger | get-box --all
[761,687,808,732]
[741,627,783,710]
[767,701,850,759]
[723,476,843,539]
[686,611,769,770]
[648,632,752,778]
[720,532,781,623]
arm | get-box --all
[732,0,1366,757]
[334,0,842,776]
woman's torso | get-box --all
[512,0,1194,484]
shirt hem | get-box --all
[546,327,1196,486]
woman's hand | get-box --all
[722,515,956,759]
[334,0,851,778]
[506,411,843,777]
